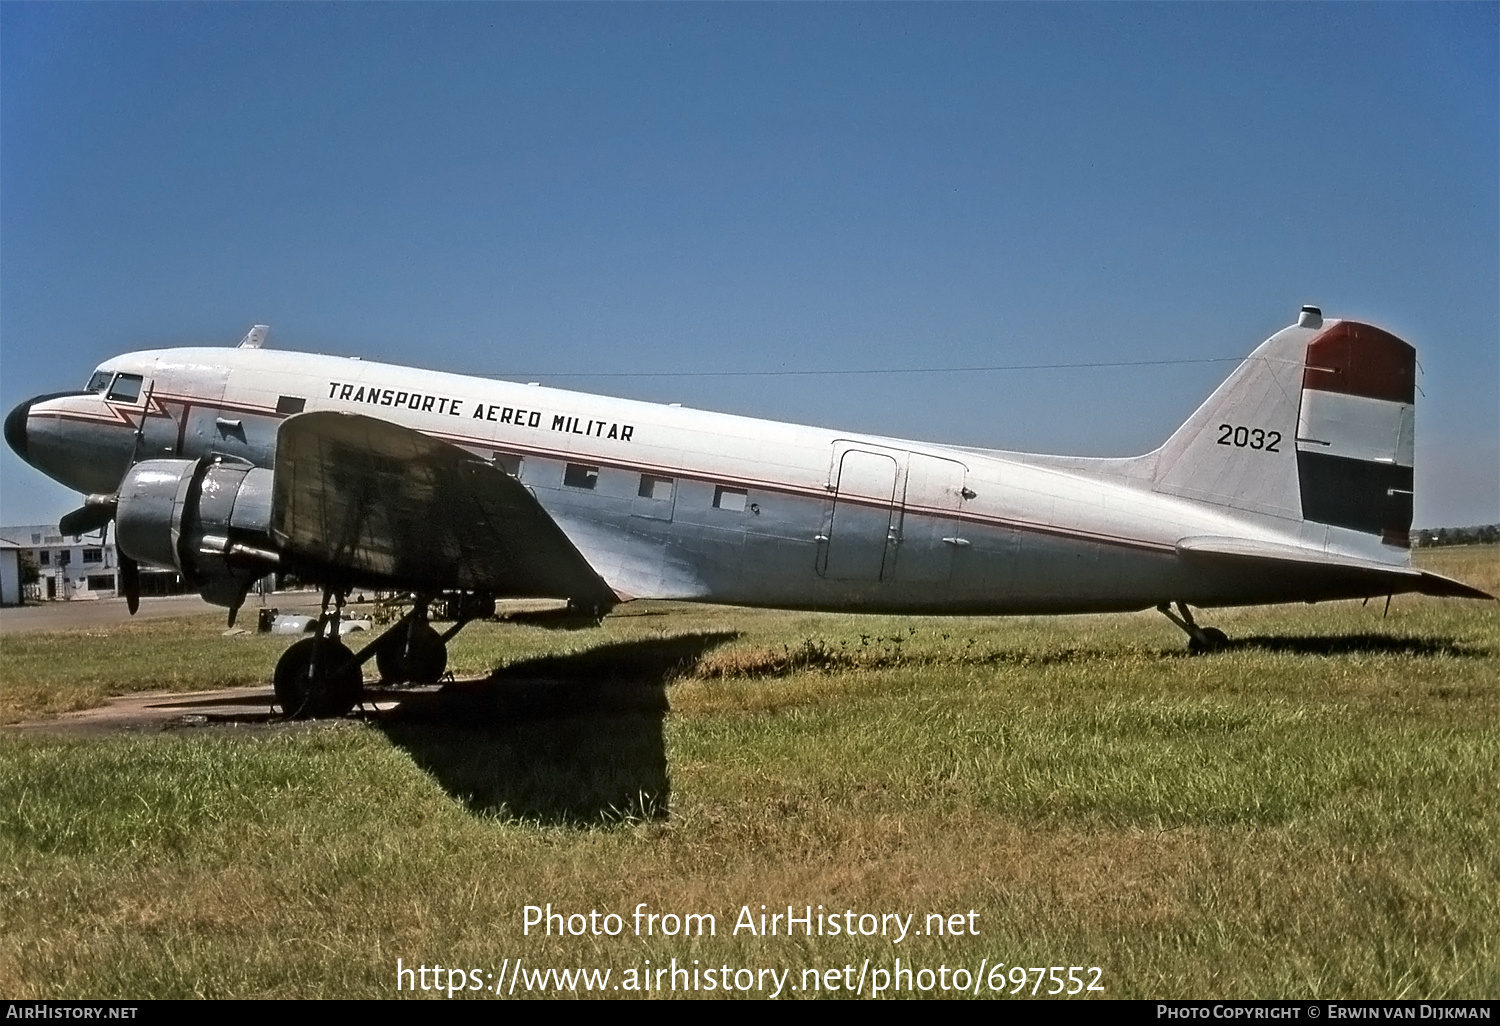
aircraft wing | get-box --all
[1176,536,1493,601]
[271,412,617,605]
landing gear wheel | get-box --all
[274,638,362,718]
[375,622,448,684]
[1188,627,1229,655]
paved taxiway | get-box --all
[1,592,394,735]
[0,592,334,634]
[2,684,424,737]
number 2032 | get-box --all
[1217,424,1280,451]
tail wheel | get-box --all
[375,622,448,684]
[1188,626,1229,655]
[275,638,362,718]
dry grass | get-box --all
[0,546,1495,998]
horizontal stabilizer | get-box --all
[1176,536,1493,601]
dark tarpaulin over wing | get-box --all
[271,412,615,603]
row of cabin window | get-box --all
[566,463,748,511]
[496,453,748,511]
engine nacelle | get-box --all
[116,457,279,609]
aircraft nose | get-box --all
[4,397,31,461]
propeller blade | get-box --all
[59,494,118,537]
[118,552,141,615]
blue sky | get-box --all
[3,2,1496,527]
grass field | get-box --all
[1,547,1495,999]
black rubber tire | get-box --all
[375,622,447,684]
[274,638,362,718]
[1188,626,1228,655]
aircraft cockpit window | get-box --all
[86,371,112,393]
[106,373,144,404]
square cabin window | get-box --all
[492,452,523,478]
[638,474,674,500]
[713,486,748,512]
[276,395,307,415]
[563,463,599,490]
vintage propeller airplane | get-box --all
[6,306,1490,717]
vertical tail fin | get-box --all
[1151,309,1416,550]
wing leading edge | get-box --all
[271,412,616,606]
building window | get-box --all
[713,486,748,512]
[83,548,103,564]
[38,550,49,566]
[563,464,599,490]
[57,550,71,566]
[87,574,115,591]
[638,475,674,500]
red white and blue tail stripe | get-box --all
[1295,322,1415,547]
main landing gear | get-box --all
[1158,601,1228,655]
[272,589,495,719]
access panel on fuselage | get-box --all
[821,449,898,581]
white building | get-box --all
[2,523,118,601]
[0,539,21,606]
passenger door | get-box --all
[890,452,969,583]
[820,447,899,580]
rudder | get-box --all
[1294,320,1414,547]
[1151,309,1417,550]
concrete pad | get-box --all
[2,684,420,738]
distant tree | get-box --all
[1415,525,1500,547]
[16,550,39,585]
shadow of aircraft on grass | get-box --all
[375,631,739,825]
[1213,633,1491,658]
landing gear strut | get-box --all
[272,590,495,718]
[274,589,363,718]
[1158,601,1228,655]
[374,601,447,684]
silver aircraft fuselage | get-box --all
[7,323,1448,616]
